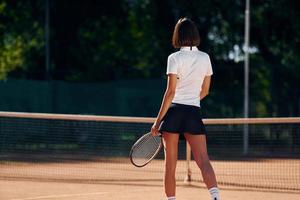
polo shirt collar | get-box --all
[180,46,198,51]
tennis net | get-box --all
[0,112,299,191]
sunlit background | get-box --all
[0,0,299,118]
[1,2,300,199]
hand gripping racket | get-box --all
[129,132,162,167]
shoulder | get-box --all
[167,51,181,65]
[196,51,212,65]
[168,51,181,60]
[196,50,210,59]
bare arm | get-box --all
[151,74,177,135]
[200,76,211,100]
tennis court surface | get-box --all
[1,112,300,199]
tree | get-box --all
[0,0,299,117]
[0,0,45,79]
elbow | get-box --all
[202,90,209,97]
[165,90,175,98]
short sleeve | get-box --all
[206,55,213,76]
[166,55,178,75]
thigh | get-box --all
[184,133,209,161]
[162,132,180,165]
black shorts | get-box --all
[158,103,207,138]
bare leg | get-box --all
[162,132,179,198]
[184,134,217,189]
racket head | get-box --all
[129,132,162,167]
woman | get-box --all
[151,18,220,200]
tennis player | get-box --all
[151,17,220,200]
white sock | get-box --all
[166,196,176,200]
[209,187,220,200]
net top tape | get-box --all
[0,111,299,124]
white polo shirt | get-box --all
[166,46,213,107]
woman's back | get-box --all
[167,46,213,107]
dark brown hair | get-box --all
[172,18,200,48]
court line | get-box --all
[10,192,108,200]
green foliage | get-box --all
[65,0,164,81]
[0,0,299,117]
[0,0,45,79]
[0,35,23,79]
[250,57,272,117]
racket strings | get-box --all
[133,141,158,159]
[131,133,162,166]
[135,136,160,151]
[133,134,159,151]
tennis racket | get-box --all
[129,132,162,167]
